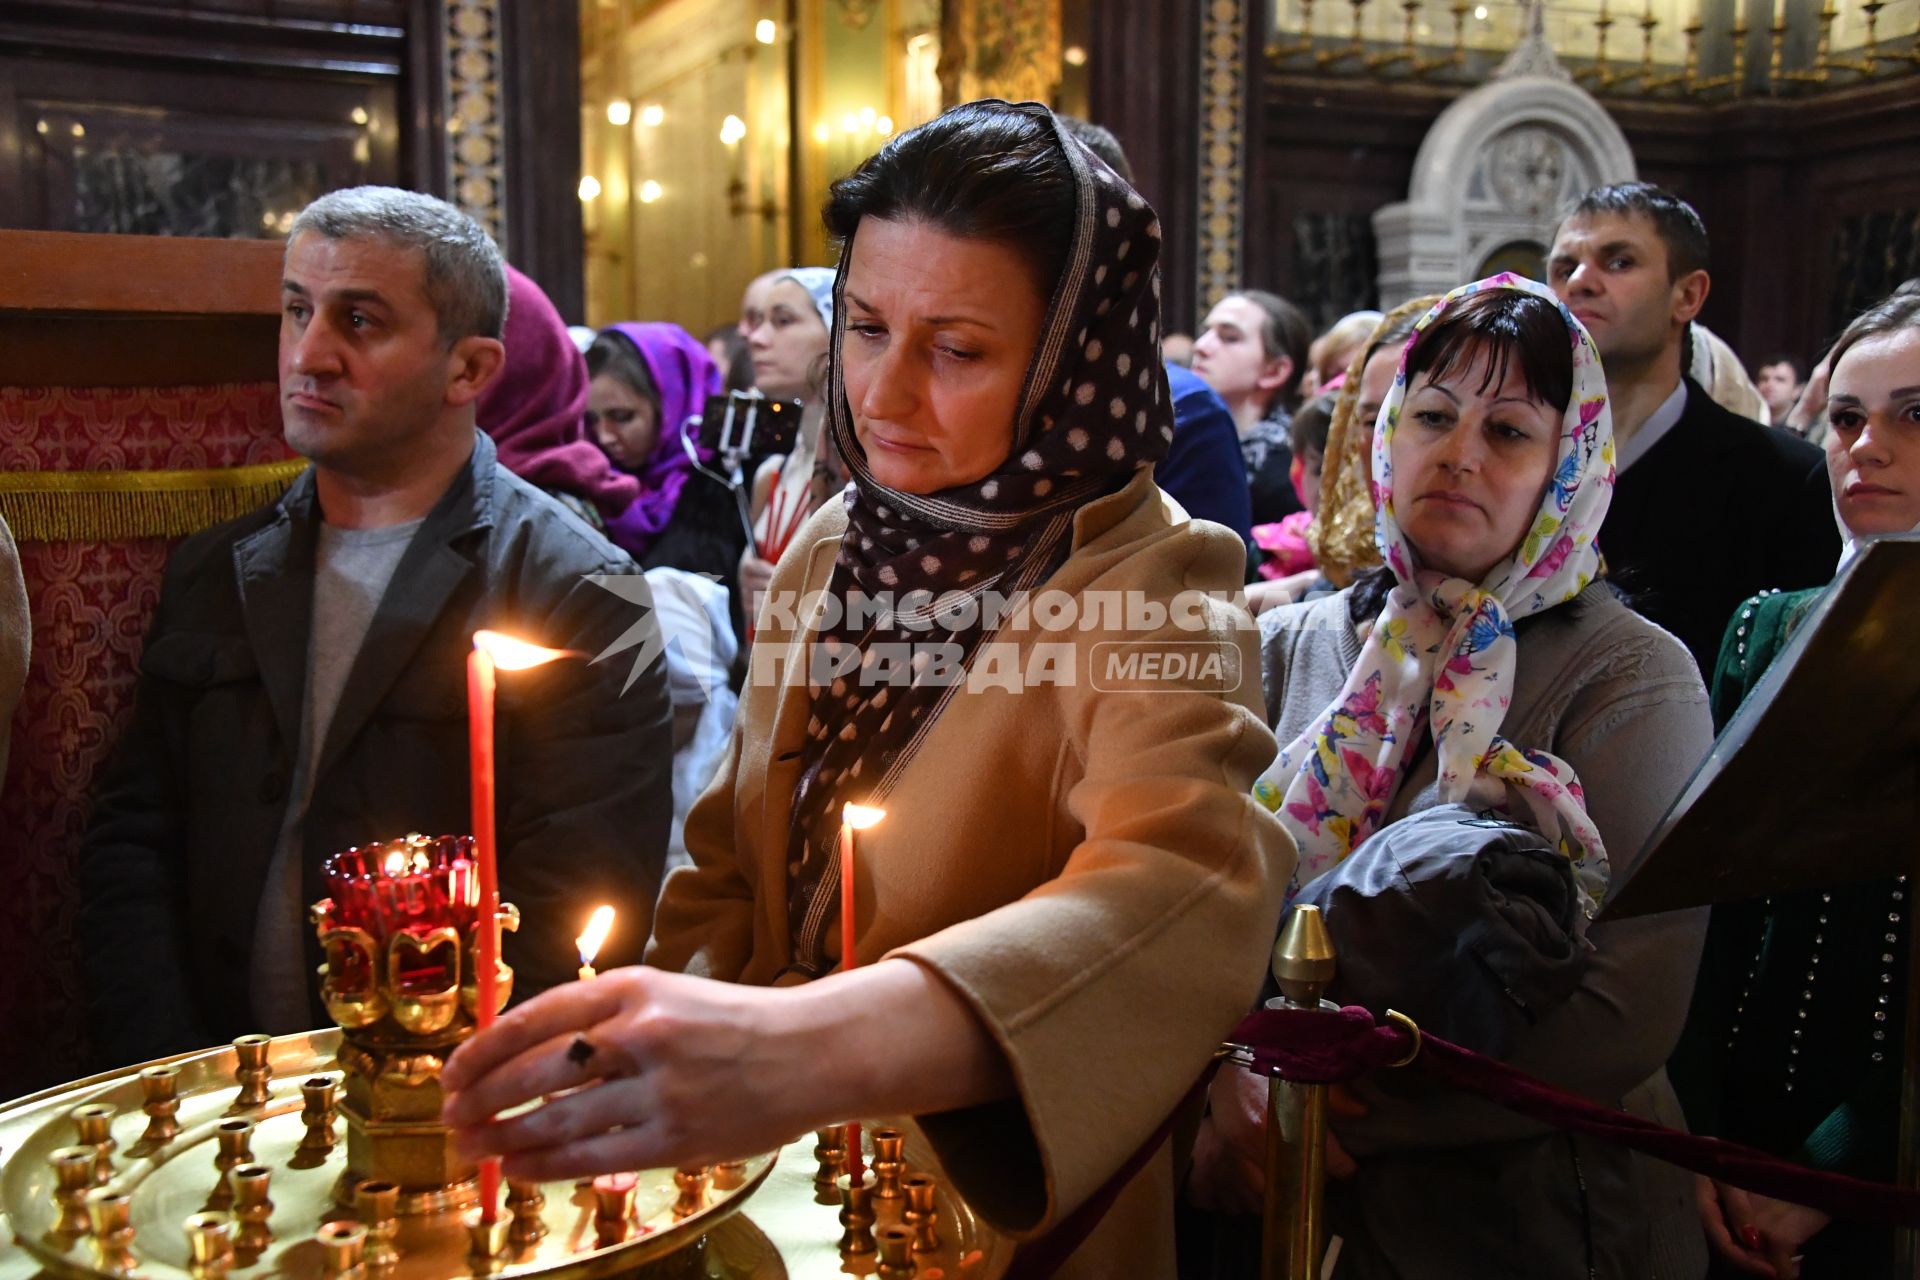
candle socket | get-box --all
[592,1174,637,1245]
[231,1034,274,1109]
[836,1170,878,1257]
[139,1064,182,1146]
[230,1164,276,1258]
[711,1158,749,1191]
[903,1174,941,1253]
[300,1077,340,1154]
[466,1210,510,1269]
[70,1103,118,1186]
[812,1126,849,1204]
[355,1179,401,1269]
[505,1179,547,1243]
[184,1211,235,1276]
[50,1146,96,1237]
[86,1188,137,1274]
[877,1225,917,1279]
[870,1127,906,1200]
[318,1220,368,1279]
[672,1166,711,1220]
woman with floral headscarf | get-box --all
[1193,276,1715,1277]
[441,102,1291,1277]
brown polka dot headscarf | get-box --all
[786,100,1171,973]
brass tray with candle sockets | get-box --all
[0,1030,1013,1280]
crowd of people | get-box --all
[15,97,1913,1280]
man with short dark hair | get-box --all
[1754,353,1807,423]
[81,187,674,1064]
[1549,182,1838,674]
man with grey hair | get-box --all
[81,186,675,1064]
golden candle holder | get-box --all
[1265,0,1319,63]
[1316,0,1371,68]
[309,835,518,1212]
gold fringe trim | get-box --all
[0,459,309,543]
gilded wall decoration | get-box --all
[444,0,506,244]
[1197,0,1246,309]
[937,0,1061,107]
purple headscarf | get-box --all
[599,322,724,557]
[478,266,641,519]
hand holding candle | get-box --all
[467,628,571,1221]
[577,905,615,981]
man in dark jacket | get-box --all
[1161,362,1254,546]
[1549,183,1839,674]
[80,187,674,1066]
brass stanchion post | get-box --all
[1261,905,1338,1280]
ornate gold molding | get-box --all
[445,0,507,244]
[1198,0,1247,310]
[0,460,309,542]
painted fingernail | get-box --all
[1738,1224,1762,1251]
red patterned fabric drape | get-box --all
[0,384,289,1097]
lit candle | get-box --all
[576,905,615,981]
[836,803,886,1180]
[468,628,570,1221]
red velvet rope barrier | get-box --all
[1234,1004,1920,1228]
[1006,1003,1920,1280]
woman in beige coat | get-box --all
[442,102,1292,1276]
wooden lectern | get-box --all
[1602,535,1920,1276]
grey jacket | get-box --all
[1260,583,1713,1280]
[80,433,675,1065]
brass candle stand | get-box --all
[1265,0,1319,62]
[0,1038,1012,1280]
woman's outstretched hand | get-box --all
[440,960,1013,1181]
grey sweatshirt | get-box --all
[1260,583,1714,1280]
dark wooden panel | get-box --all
[0,228,282,385]
[0,229,283,314]
[499,0,585,323]
[0,315,279,386]
[1088,0,1202,332]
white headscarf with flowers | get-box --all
[1255,273,1617,908]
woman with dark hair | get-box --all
[1195,276,1714,1276]
[1680,290,1920,1280]
[441,101,1290,1276]
[1193,288,1314,525]
[583,322,741,583]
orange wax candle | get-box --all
[839,820,860,1181]
[467,643,502,1222]
[836,804,885,1182]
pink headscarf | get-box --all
[477,265,640,520]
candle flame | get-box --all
[576,905,616,967]
[473,629,571,671]
[842,803,887,830]
[383,850,406,877]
